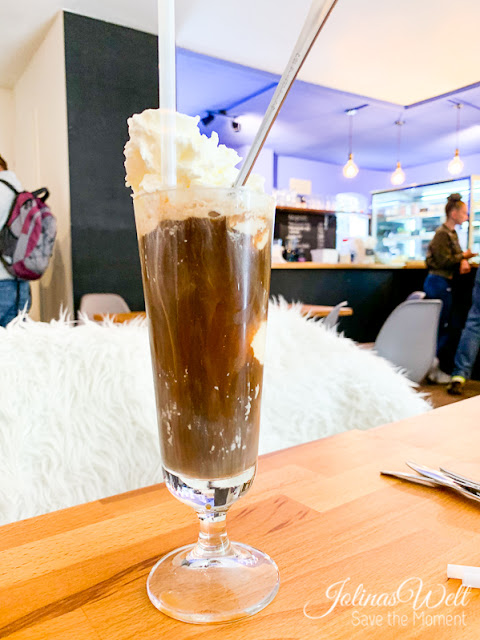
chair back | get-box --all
[79,294,130,320]
[406,291,426,301]
[323,301,348,330]
[374,299,442,382]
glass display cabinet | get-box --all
[371,177,480,262]
[470,176,480,254]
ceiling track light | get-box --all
[200,109,241,132]
[448,103,464,176]
[343,109,359,179]
[200,112,215,127]
[391,120,406,186]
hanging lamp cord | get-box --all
[395,120,403,164]
[455,104,462,151]
[348,114,353,156]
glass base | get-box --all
[147,541,280,624]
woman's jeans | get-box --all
[0,279,31,327]
[424,273,451,358]
[452,267,480,379]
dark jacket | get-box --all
[426,223,464,279]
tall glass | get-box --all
[133,186,279,623]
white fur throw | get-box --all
[0,302,430,524]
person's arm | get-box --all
[463,248,477,260]
[0,183,15,230]
[428,230,463,269]
[460,259,471,275]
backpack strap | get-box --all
[0,178,20,234]
[0,178,19,195]
[0,180,49,202]
[32,187,49,202]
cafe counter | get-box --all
[272,261,426,270]
[270,261,429,342]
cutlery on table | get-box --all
[380,461,480,504]
[439,467,480,493]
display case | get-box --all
[371,177,480,262]
[470,177,480,254]
[336,212,370,248]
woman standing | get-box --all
[424,193,476,382]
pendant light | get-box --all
[391,120,406,186]
[448,103,464,176]
[343,109,359,179]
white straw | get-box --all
[462,569,480,589]
[447,564,467,580]
[447,564,480,582]
[234,0,339,187]
[158,0,177,187]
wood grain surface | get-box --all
[93,312,147,323]
[297,304,353,318]
[1,398,480,639]
[271,262,427,269]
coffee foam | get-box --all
[133,190,274,238]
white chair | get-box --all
[374,299,442,383]
[78,294,131,320]
[323,301,348,331]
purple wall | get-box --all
[236,145,275,194]
[275,152,480,202]
[275,155,391,202]
[234,148,480,203]
[402,153,480,187]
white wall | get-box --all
[0,88,14,168]
[14,12,72,321]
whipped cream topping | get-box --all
[124,110,264,195]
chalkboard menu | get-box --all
[274,208,337,260]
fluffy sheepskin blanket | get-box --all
[0,302,430,524]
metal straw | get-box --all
[234,0,339,187]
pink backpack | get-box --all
[0,179,56,280]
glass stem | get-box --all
[194,511,232,558]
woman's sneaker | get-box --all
[447,376,466,396]
[426,359,451,384]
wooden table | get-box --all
[93,305,353,324]
[93,311,146,323]
[271,262,426,269]
[296,303,353,318]
[2,398,480,639]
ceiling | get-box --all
[2,0,480,104]
[178,49,480,170]
[2,1,479,171]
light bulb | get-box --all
[391,161,406,186]
[343,153,359,179]
[448,149,464,176]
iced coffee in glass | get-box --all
[126,111,279,623]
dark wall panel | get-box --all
[64,12,158,311]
